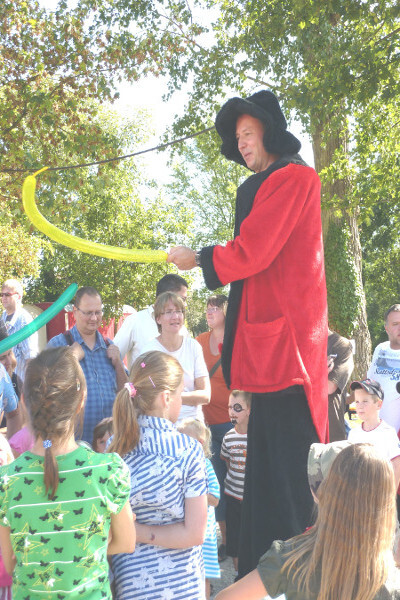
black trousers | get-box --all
[238,386,319,578]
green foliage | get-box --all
[103,0,399,354]
[0,213,44,281]
[23,109,193,316]
[324,221,362,338]
[167,131,244,247]
[185,288,209,338]
[361,200,400,348]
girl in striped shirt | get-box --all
[110,351,208,600]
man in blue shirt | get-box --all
[47,286,127,444]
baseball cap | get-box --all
[350,379,384,400]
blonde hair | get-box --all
[2,278,23,297]
[230,389,252,408]
[178,419,212,458]
[282,443,396,600]
[109,351,183,457]
[153,292,185,333]
[23,347,86,499]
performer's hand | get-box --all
[167,246,196,271]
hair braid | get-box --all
[24,347,86,499]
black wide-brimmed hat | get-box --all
[215,90,301,168]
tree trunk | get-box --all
[312,120,371,378]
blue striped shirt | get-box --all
[0,363,18,414]
[47,326,117,443]
[112,415,208,600]
[203,458,221,579]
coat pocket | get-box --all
[236,315,303,388]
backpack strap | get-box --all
[63,330,74,346]
[64,329,111,347]
[208,358,222,379]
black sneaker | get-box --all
[218,543,227,562]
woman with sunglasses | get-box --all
[196,294,232,560]
[142,292,210,424]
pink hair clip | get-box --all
[141,362,146,368]
[148,376,156,388]
[124,382,137,398]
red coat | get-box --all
[203,162,328,443]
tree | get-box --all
[356,97,400,348]
[24,106,193,315]
[167,131,244,247]
[0,0,189,277]
[108,0,400,375]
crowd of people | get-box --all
[1,88,400,600]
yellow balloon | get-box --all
[22,170,167,263]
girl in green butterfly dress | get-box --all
[0,346,135,600]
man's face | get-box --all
[385,310,400,350]
[1,286,20,315]
[236,114,270,173]
[73,293,103,337]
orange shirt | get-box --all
[196,331,230,425]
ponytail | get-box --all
[109,386,140,457]
[110,351,183,457]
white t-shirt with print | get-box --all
[368,341,400,431]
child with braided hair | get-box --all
[0,346,135,600]
[109,350,208,600]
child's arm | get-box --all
[0,525,16,575]
[207,493,219,507]
[214,568,267,599]
[107,502,136,555]
[220,454,230,472]
[135,494,207,549]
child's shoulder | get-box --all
[223,427,245,441]
[79,446,126,469]
[379,419,397,434]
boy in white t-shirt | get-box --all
[348,378,400,485]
